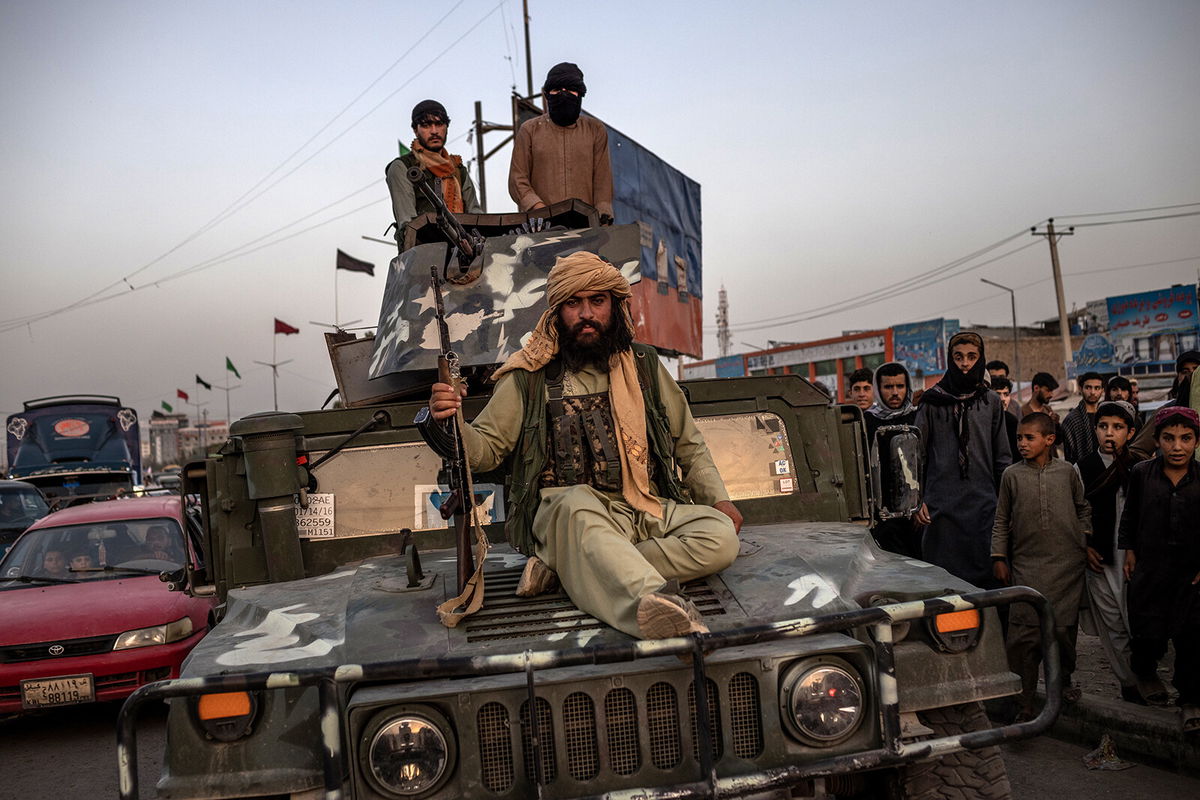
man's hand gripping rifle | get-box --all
[421,265,489,627]
[406,166,486,270]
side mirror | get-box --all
[870,425,923,520]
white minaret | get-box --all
[716,284,731,357]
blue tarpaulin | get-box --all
[606,124,702,299]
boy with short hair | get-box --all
[1075,401,1142,703]
[1119,406,1200,731]
[992,412,1091,719]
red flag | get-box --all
[274,318,300,335]
[177,389,189,402]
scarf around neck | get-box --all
[492,252,661,519]
[869,361,915,421]
[411,140,464,213]
[920,331,989,477]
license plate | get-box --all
[20,674,95,709]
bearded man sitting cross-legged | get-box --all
[425,251,742,639]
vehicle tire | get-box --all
[894,701,1012,800]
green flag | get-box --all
[225,356,241,379]
[162,401,173,413]
[398,139,410,156]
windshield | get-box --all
[0,485,49,531]
[0,516,186,585]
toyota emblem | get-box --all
[48,644,65,656]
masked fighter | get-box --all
[508,62,614,224]
[425,252,740,639]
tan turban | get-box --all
[492,252,661,519]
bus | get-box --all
[5,395,142,502]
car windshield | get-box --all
[0,516,186,585]
[0,485,50,530]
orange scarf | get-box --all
[411,140,464,213]
[492,252,662,519]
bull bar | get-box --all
[116,585,1059,800]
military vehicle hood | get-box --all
[181,522,974,678]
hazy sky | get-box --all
[2,0,1198,429]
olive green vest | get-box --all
[392,152,470,218]
[505,343,689,554]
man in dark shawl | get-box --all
[866,362,921,556]
[914,331,1012,587]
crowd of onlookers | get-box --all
[851,343,1200,732]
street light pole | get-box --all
[980,278,1021,399]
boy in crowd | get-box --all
[1105,375,1133,403]
[1075,401,1142,703]
[1119,407,1200,731]
[992,412,1091,719]
[992,377,1019,464]
[848,367,874,411]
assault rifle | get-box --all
[406,165,486,270]
[415,265,489,625]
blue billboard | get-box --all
[893,318,960,377]
[1107,285,1199,369]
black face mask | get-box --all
[546,92,582,126]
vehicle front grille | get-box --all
[474,671,763,794]
[0,634,118,663]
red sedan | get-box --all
[0,496,215,714]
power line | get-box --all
[2,2,506,335]
[1069,210,1200,227]
[718,239,1042,334]
[19,3,471,329]
[1056,201,1200,220]
[905,254,1200,321]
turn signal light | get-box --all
[197,691,252,720]
[934,610,980,633]
[193,691,259,742]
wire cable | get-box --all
[1055,201,1200,220]
[1068,210,1200,228]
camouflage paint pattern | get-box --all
[369,224,642,377]
[118,574,1059,800]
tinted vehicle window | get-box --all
[0,517,186,584]
[693,412,799,500]
[0,486,49,529]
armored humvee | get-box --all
[116,154,1058,799]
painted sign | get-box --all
[1107,285,1200,368]
[1107,285,1197,337]
[1069,333,1115,377]
[892,318,960,377]
[715,355,745,378]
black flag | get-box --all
[196,375,212,390]
[336,249,375,276]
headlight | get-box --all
[365,709,455,797]
[112,616,193,650]
[780,660,866,745]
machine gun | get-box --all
[406,165,486,270]
[419,264,489,626]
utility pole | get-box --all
[523,0,534,97]
[1031,219,1075,389]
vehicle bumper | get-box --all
[0,629,206,713]
[116,587,1060,800]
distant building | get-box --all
[683,329,892,402]
[148,412,188,468]
[178,420,229,462]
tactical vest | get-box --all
[540,362,623,493]
[506,343,689,554]
[389,152,470,218]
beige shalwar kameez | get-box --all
[460,361,736,636]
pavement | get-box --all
[1038,631,1200,776]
